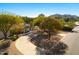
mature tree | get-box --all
[33,14,45,26]
[40,16,63,40]
[0,14,24,39]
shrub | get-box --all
[32,35,68,55]
[10,35,18,41]
[63,26,73,31]
[38,39,68,55]
[63,21,75,31]
[44,42,68,55]
[0,40,11,50]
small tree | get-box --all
[40,17,63,40]
[0,14,24,39]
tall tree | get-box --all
[0,14,24,39]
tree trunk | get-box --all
[48,31,51,40]
[3,32,7,40]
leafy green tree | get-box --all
[0,14,24,39]
[40,16,63,40]
[22,16,33,23]
[33,14,45,26]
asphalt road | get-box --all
[61,28,79,55]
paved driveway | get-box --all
[15,36,40,55]
[61,26,79,55]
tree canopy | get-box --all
[22,16,33,23]
[0,14,24,39]
[40,16,63,32]
[39,16,63,40]
[33,14,45,26]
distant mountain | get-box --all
[51,14,78,19]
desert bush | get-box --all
[63,26,73,31]
[0,40,11,50]
[44,42,68,55]
[10,35,18,41]
[39,39,68,55]
[63,21,75,31]
[32,35,68,55]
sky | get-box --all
[0,3,79,17]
